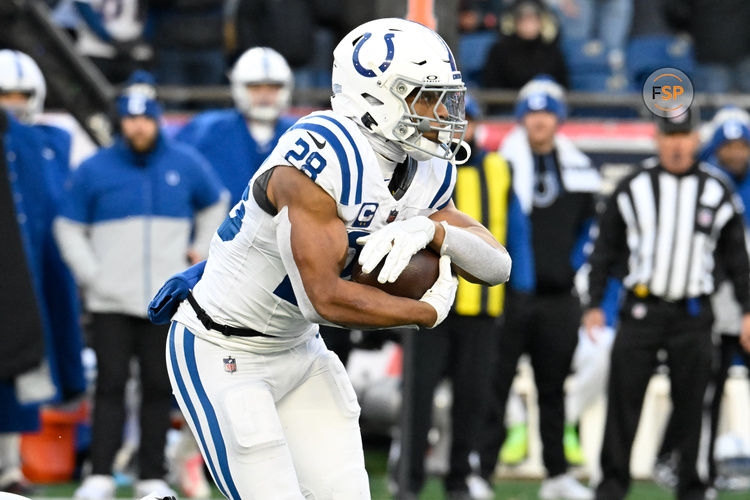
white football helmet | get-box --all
[230,47,293,122]
[331,18,467,163]
[0,49,46,123]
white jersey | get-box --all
[173,110,456,353]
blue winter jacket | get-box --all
[55,133,228,317]
[176,109,295,205]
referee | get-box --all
[582,109,750,500]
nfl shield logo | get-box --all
[223,356,237,373]
[697,208,713,228]
[386,209,399,223]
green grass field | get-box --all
[27,446,749,499]
[32,478,750,500]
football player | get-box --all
[176,47,296,206]
[0,49,85,495]
[156,18,512,499]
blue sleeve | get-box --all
[188,152,225,210]
[506,191,536,292]
[571,217,595,271]
[58,162,93,223]
[601,278,623,327]
[175,118,201,147]
[73,1,113,42]
[36,125,72,203]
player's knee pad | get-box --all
[329,465,370,500]
[222,385,286,463]
[324,352,361,419]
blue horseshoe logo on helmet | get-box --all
[352,32,395,78]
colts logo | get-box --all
[353,203,379,228]
[352,33,395,78]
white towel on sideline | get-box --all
[500,126,601,214]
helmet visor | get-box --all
[392,79,468,162]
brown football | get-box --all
[351,248,440,300]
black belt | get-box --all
[187,292,274,338]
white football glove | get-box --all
[419,255,458,328]
[356,215,436,284]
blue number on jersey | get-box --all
[217,186,250,241]
[284,138,327,181]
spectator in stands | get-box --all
[54,71,228,500]
[665,0,750,93]
[629,0,671,38]
[234,0,316,69]
[0,49,86,495]
[458,0,503,33]
[72,0,152,83]
[176,47,295,207]
[555,0,633,70]
[482,0,568,91]
[391,96,534,500]
[478,76,598,500]
[150,0,226,86]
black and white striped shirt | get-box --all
[587,159,750,310]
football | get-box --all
[351,248,440,300]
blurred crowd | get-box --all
[460,0,750,93]
[30,0,750,97]
[1,2,750,500]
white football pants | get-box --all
[166,322,370,500]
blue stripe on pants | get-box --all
[168,323,229,499]
[183,329,242,500]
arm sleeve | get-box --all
[53,217,99,288]
[506,191,536,292]
[57,163,92,224]
[586,191,628,308]
[53,164,99,287]
[715,209,750,313]
[570,217,595,272]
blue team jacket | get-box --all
[176,109,296,205]
[57,133,226,317]
[0,115,86,432]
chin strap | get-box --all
[358,125,407,164]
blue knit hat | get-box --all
[116,70,162,121]
[514,75,566,122]
[708,119,750,151]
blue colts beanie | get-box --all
[514,75,567,122]
[116,70,162,121]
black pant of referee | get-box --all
[597,293,713,500]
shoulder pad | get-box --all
[271,112,370,206]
